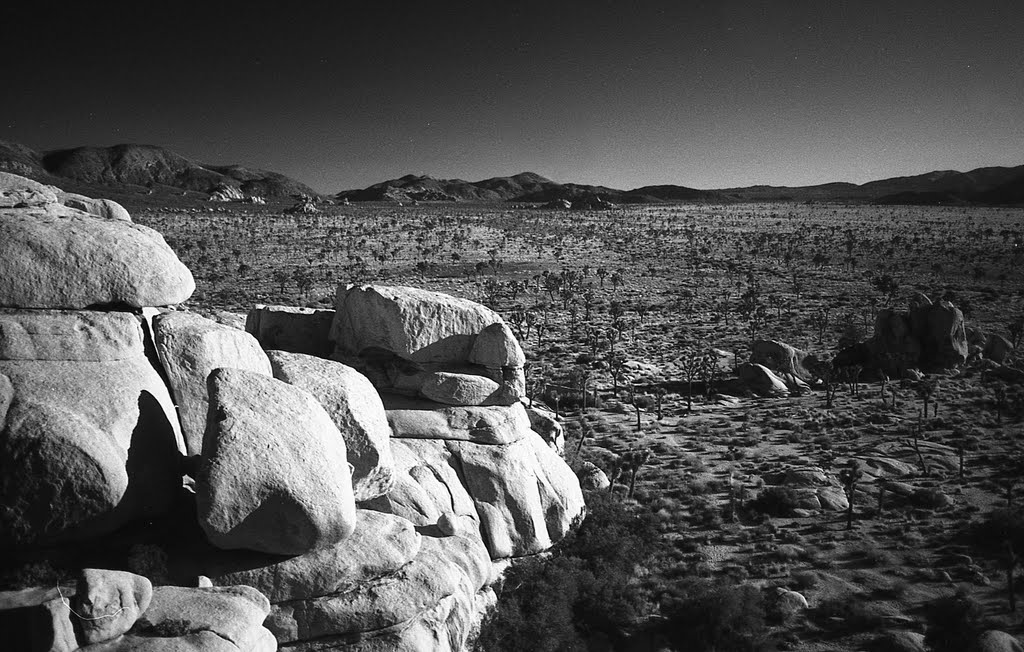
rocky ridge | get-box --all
[0,172,584,651]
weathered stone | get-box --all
[451,435,586,558]
[268,351,394,501]
[196,368,356,555]
[418,371,502,406]
[816,486,850,511]
[0,171,58,208]
[751,339,820,383]
[132,585,272,651]
[203,510,421,602]
[0,587,77,652]
[73,569,152,644]
[524,403,565,453]
[738,363,790,397]
[154,312,271,456]
[0,310,144,361]
[266,533,491,643]
[246,304,335,358]
[468,322,525,368]
[331,285,504,364]
[384,394,530,445]
[577,461,610,491]
[971,631,1024,652]
[378,438,479,528]
[0,357,184,547]
[913,300,968,369]
[59,192,132,222]
[983,333,1013,364]
[0,203,194,309]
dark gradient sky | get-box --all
[4,1,1023,193]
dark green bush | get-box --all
[657,580,768,651]
[749,486,802,517]
[924,591,987,652]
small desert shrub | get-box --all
[790,570,819,590]
[656,580,768,652]
[813,596,887,632]
[923,591,987,652]
[749,486,802,517]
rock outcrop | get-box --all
[750,339,821,383]
[0,172,585,652]
[837,293,970,376]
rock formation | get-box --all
[0,172,585,651]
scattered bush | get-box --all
[749,486,802,517]
[923,591,987,652]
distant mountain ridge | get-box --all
[338,164,1024,206]
[1,138,1021,205]
[0,140,316,198]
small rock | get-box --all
[73,569,152,644]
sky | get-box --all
[4,1,1024,193]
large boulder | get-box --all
[73,569,153,645]
[384,394,530,445]
[202,510,421,602]
[265,532,491,645]
[153,312,272,456]
[0,316,184,547]
[418,371,503,406]
[0,193,194,309]
[737,363,790,397]
[331,284,505,364]
[751,339,819,382]
[983,333,1013,364]
[469,322,525,368]
[267,351,394,501]
[246,304,335,358]
[196,368,356,555]
[912,300,968,369]
[971,631,1024,652]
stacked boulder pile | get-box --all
[0,172,585,651]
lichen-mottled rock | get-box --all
[246,305,336,358]
[577,461,610,491]
[203,510,421,602]
[154,312,272,456]
[331,285,504,364]
[384,394,530,445]
[196,368,356,555]
[73,569,152,644]
[268,351,394,501]
[0,202,194,309]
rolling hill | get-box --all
[0,141,317,199]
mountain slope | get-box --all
[0,141,316,198]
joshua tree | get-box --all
[621,447,653,499]
[679,350,705,412]
[839,462,863,531]
[810,308,830,344]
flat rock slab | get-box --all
[0,310,146,361]
[0,586,77,652]
[202,509,421,602]
[268,351,394,501]
[384,394,530,445]
[0,171,58,208]
[197,368,356,555]
[418,371,502,406]
[267,532,491,644]
[154,312,271,456]
[0,204,194,309]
